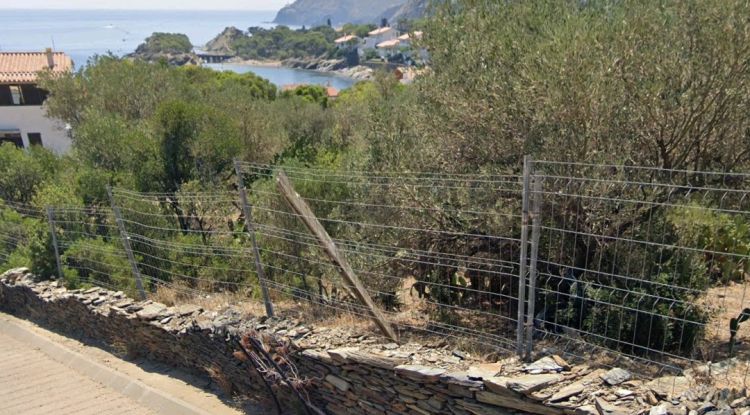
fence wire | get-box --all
[530,160,750,372]
[237,162,525,354]
[0,157,749,377]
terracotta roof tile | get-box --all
[326,86,339,97]
[368,27,394,36]
[334,34,359,44]
[376,39,401,49]
[0,51,73,84]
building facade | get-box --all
[0,50,73,154]
[361,27,398,51]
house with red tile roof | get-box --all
[361,26,398,51]
[334,34,360,50]
[0,49,73,154]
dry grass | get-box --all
[150,284,267,317]
[147,277,517,362]
[146,276,750,377]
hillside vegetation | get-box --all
[130,32,197,65]
[135,33,192,55]
[204,24,375,61]
[274,0,406,26]
[203,27,245,55]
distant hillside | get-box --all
[273,0,407,26]
[387,0,431,22]
[204,27,245,54]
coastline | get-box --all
[224,58,283,67]
[214,57,374,82]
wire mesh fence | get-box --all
[238,161,525,353]
[529,160,750,372]
[1,157,749,375]
[0,201,44,267]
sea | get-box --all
[0,9,355,89]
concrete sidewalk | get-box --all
[0,326,159,415]
[0,313,254,415]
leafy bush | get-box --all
[135,32,193,54]
[669,205,750,285]
[232,25,338,60]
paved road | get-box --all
[0,329,156,415]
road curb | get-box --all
[0,314,214,415]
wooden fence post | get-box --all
[234,160,274,317]
[106,186,147,300]
[276,171,399,343]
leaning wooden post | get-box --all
[106,186,147,300]
[234,160,274,317]
[276,170,399,343]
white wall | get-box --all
[362,30,398,50]
[0,105,71,154]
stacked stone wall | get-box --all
[2,269,748,415]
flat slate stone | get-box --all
[300,349,333,364]
[395,365,446,382]
[645,376,692,399]
[575,405,598,415]
[347,350,406,370]
[548,381,585,402]
[467,362,504,380]
[595,397,629,415]
[174,304,202,317]
[600,368,631,386]
[524,356,565,374]
[441,371,484,388]
[136,303,168,320]
[325,374,351,392]
[327,347,359,363]
[506,373,563,394]
[484,376,516,396]
[476,391,564,415]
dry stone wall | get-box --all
[1,267,749,415]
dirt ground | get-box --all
[701,281,750,361]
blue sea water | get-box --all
[0,9,354,89]
[207,63,355,91]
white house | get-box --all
[334,34,360,50]
[375,39,401,59]
[397,31,423,49]
[361,27,398,51]
[0,49,73,154]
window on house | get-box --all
[0,132,23,148]
[28,133,42,147]
[9,85,22,105]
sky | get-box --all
[0,0,289,10]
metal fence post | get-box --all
[234,160,274,317]
[516,156,532,357]
[106,186,146,300]
[524,173,543,360]
[46,206,64,281]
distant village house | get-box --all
[0,49,73,154]
[361,27,398,51]
[334,34,359,50]
[360,28,428,64]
